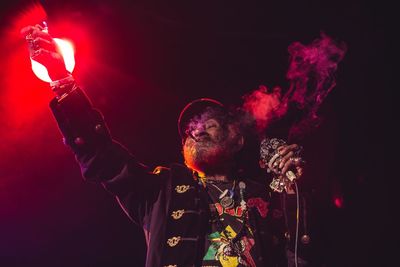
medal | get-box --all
[208,180,236,209]
[219,189,235,209]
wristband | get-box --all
[50,74,76,98]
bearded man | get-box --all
[21,25,308,267]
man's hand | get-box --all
[21,24,69,81]
[268,143,305,179]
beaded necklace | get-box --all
[204,179,250,262]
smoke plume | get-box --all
[242,33,347,140]
[242,85,286,133]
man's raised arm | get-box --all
[21,24,165,226]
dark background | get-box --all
[0,0,391,266]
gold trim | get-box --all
[171,209,185,220]
[167,236,181,247]
[175,185,190,193]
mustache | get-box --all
[189,132,212,143]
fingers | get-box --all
[21,24,69,81]
[30,48,61,62]
[280,152,294,174]
[281,157,305,178]
[267,147,296,175]
[266,143,304,178]
[278,150,294,169]
[31,48,68,80]
[278,144,299,156]
[282,156,305,175]
[34,23,45,31]
[21,25,52,42]
[267,152,281,174]
[30,48,65,71]
[20,26,35,36]
[22,25,63,66]
[31,37,57,53]
[274,144,297,173]
[31,28,53,42]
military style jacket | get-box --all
[49,87,309,267]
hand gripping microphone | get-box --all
[261,138,307,267]
[260,137,303,192]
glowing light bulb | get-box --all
[30,38,75,82]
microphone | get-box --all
[260,137,303,192]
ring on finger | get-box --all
[290,157,300,163]
[25,33,33,41]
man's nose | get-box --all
[192,127,207,139]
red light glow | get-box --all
[31,38,75,82]
[334,197,344,208]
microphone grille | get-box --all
[260,137,287,163]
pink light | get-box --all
[334,197,344,208]
[31,38,75,82]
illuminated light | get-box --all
[54,38,75,73]
[31,38,75,82]
[334,197,344,208]
[30,59,51,82]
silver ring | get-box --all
[268,153,281,170]
[25,33,33,41]
[290,157,300,163]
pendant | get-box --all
[219,189,234,209]
[220,196,234,209]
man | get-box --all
[21,25,308,267]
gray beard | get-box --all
[184,139,236,174]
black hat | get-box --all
[178,98,225,138]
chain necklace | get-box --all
[206,180,250,264]
[208,180,236,209]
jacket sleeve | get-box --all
[49,87,165,226]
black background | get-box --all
[0,0,391,266]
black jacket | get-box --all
[49,87,309,267]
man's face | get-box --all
[182,112,242,174]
